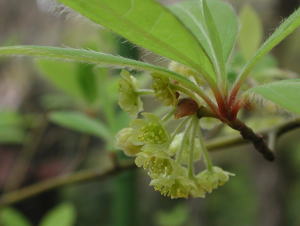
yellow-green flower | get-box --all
[151,73,178,106]
[118,70,143,116]
[150,174,197,199]
[196,167,234,193]
[135,150,173,176]
[131,113,170,146]
[116,128,142,156]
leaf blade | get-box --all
[237,7,300,83]
[250,79,300,114]
[170,0,238,64]
[0,45,214,107]
[201,0,226,83]
[58,0,214,77]
[0,45,198,93]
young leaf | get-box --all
[170,0,238,64]
[39,203,76,226]
[58,0,215,78]
[250,79,300,114]
[0,46,197,91]
[238,5,263,60]
[0,208,32,226]
[201,0,225,83]
[0,46,210,103]
[237,7,300,84]
[49,111,111,140]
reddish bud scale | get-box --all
[175,98,199,119]
[229,100,243,121]
[214,93,229,121]
[228,84,241,107]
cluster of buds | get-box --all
[116,62,234,199]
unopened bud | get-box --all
[175,98,199,119]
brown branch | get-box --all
[227,119,275,161]
[207,117,300,152]
[0,162,136,208]
[197,107,300,161]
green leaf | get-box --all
[201,0,225,83]
[39,203,76,226]
[250,79,300,114]
[237,7,300,83]
[238,5,263,60]
[201,0,227,85]
[0,208,32,226]
[0,46,203,99]
[170,0,238,64]
[58,0,214,78]
[49,111,111,140]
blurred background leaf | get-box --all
[39,203,76,226]
[155,205,188,226]
[49,111,111,140]
[0,208,32,226]
[239,4,263,60]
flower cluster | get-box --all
[116,69,234,199]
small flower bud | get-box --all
[118,70,143,116]
[175,98,199,119]
[196,167,234,193]
[116,128,142,156]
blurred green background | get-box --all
[0,0,300,226]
